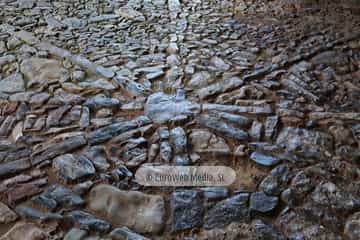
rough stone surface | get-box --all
[171,190,203,232]
[0,1,359,239]
[204,193,249,229]
[250,192,279,213]
[145,92,200,123]
[88,184,165,234]
[0,201,17,224]
[53,154,96,182]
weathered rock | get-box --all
[197,77,244,100]
[0,222,48,240]
[64,228,87,240]
[189,129,230,154]
[250,152,281,167]
[116,7,145,21]
[250,192,278,213]
[160,141,173,162]
[201,187,230,201]
[0,201,17,223]
[197,115,248,141]
[84,96,121,110]
[170,127,187,154]
[122,138,148,167]
[171,190,203,232]
[311,181,360,212]
[211,56,230,71]
[251,219,285,240]
[31,133,87,165]
[32,184,84,210]
[145,92,200,123]
[20,57,70,87]
[0,116,16,137]
[88,184,165,234]
[88,116,151,145]
[204,193,249,229]
[344,212,360,240]
[0,159,31,178]
[276,127,333,161]
[259,164,293,196]
[0,73,25,93]
[83,146,110,171]
[53,154,96,182]
[213,111,252,128]
[250,121,263,141]
[188,71,213,88]
[264,116,279,141]
[15,204,63,220]
[66,210,111,234]
[80,79,116,90]
[109,227,150,240]
[276,209,343,240]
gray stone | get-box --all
[250,121,263,141]
[160,141,172,162]
[204,193,249,229]
[264,116,279,141]
[276,127,333,161]
[0,159,31,178]
[170,127,187,154]
[0,73,25,93]
[83,146,110,171]
[211,56,230,71]
[66,210,111,234]
[250,192,278,213]
[251,219,285,240]
[53,154,96,182]
[31,134,87,165]
[88,116,151,145]
[250,152,281,167]
[188,71,213,88]
[0,201,17,224]
[197,115,248,141]
[84,96,121,110]
[171,190,203,232]
[109,227,149,240]
[15,204,63,220]
[145,92,200,123]
[20,57,70,87]
[201,187,230,201]
[64,228,87,240]
[345,212,360,240]
[32,184,84,210]
[311,181,360,212]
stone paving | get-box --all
[0,0,359,239]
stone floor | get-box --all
[0,0,359,239]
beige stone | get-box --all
[20,57,69,87]
[0,201,17,224]
[0,222,48,240]
[88,184,165,234]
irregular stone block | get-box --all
[88,184,165,234]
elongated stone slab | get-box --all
[203,104,272,115]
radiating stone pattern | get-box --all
[0,0,359,239]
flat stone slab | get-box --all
[88,184,165,234]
